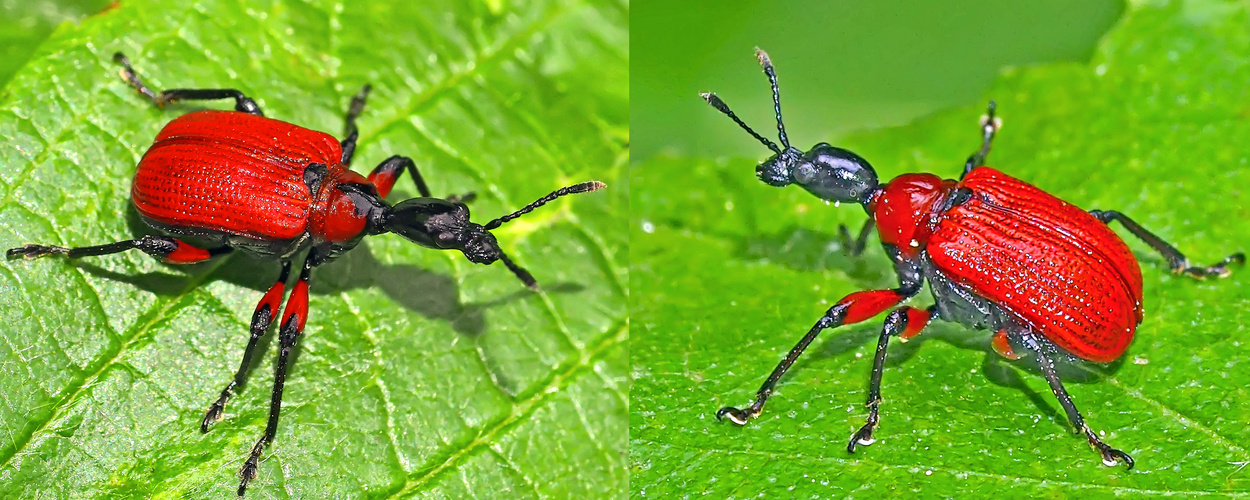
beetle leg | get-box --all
[6,235,230,264]
[238,254,315,496]
[339,84,372,165]
[202,261,292,433]
[1022,331,1135,469]
[962,100,1002,179]
[847,305,936,451]
[991,330,1021,360]
[113,52,264,116]
[1090,209,1245,279]
[837,219,874,257]
[366,155,431,199]
[716,286,921,426]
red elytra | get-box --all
[132,110,373,248]
[702,49,1242,470]
[875,168,1144,363]
[6,53,604,496]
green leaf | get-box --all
[0,0,114,88]
[631,1,1250,497]
[0,0,627,497]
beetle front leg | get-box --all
[365,155,431,199]
[238,256,314,496]
[847,305,936,451]
[339,84,372,165]
[365,155,477,202]
[1090,210,1245,279]
[716,286,920,425]
[1020,330,1134,469]
[114,52,263,116]
[202,261,292,432]
[7,235,230,264]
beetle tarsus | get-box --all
[1085,427,1134,469]
[113,52,162,105]
[238,437,266,496]
[201,398,228,433]
[6,244,69,259]
[964,100,1001,177]
[1090,209,1242,282]
[847,412,879,452]
[714,404,759,426]
[1180,252,1245,279]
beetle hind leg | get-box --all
[113,52,264,116]
[1090,209,1245,279]
[1022,331,1135,469]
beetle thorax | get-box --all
[869,173,956,257]
[307,165,382,255]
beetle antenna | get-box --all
[498,251,538,289]
[700,92,781,153]
[483,181,606,230]
[755,48,791,150]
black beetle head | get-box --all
[385,198,496,257]
[751,145,878,203]
[755,147,802,187]
[701,49,879,204]
[383,181,606,289]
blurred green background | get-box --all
[633,0,1123,162]
[0,0,113,87]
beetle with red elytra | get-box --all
[702,49,1243,468]
[6,53,605,495]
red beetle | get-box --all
[702,49,1243,468]
[6,53,604,495]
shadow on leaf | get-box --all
[66,208,586,338]
[737,225,893,289]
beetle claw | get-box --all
[201,401,226,433]
[847,424,877,452]
[1097,445,1134,469]
[1178,252,1245,280]
[1084,428,1134,470]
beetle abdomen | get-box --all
[132,111,342,241]
[928,167,1144,362]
